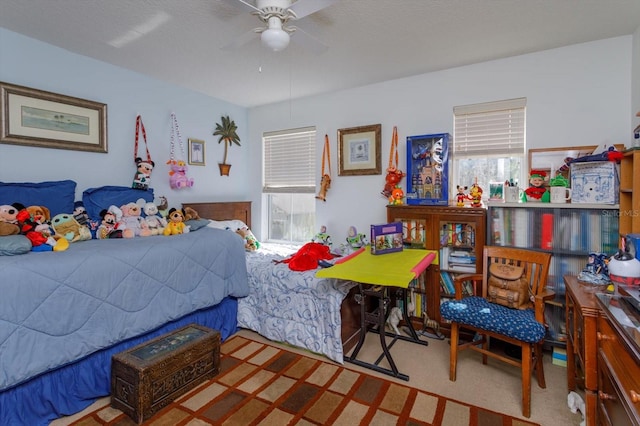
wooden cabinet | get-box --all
[386,205,486,330]
[595,292,640,426]
[564,275,601,426]
[619,148,640,235]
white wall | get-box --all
[0,28,249,210]
[248,36,633,241]
[0,28,635,243]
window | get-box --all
[453,98,526,201]
[263,127,316,243]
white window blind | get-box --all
[263,127,316,193]
[453,98,526,156]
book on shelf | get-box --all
[440,271,455,294]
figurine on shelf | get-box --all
[388,186,404,205]
[468,180,483,208]
[455,185,468,207]
[524,169,549,202]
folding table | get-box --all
[316,247,437,380]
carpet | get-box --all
[67,335,539,426]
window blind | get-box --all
[263,126,316,193]
[453,98,526,156]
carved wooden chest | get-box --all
[111,324,220,423]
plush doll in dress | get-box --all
[163,208,186,236]
[0,204,20,236]
[142,200,167,235]
[119,202,152,238]
[236,226,259,251]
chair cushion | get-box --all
[440,296,546,343]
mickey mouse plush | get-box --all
[132,157,155,190]
[163,208,186,236]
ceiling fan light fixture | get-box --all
[261,26,290,51]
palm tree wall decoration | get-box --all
[213,115,241,176]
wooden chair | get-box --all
[440,246,554,418]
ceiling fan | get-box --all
[220,0,338,53]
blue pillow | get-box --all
[0,235,32,256]
[0,180,76,217]
[82,186,154,222]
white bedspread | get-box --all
[238,243,355,363]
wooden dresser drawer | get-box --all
[597,316,640,425]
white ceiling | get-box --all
[1,0,639,108]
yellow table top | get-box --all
[316,247,437,288]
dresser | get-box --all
[595,291,640,425]
[565,275,601,425]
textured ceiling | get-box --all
[1,0,639,108]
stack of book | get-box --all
[447,250,476,273]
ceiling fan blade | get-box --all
[289,0,339,19]
[217,0,261,14]
[289,26,328,54]
[221,27,261,51]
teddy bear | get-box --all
[236,226,259,251]
[142,200,167,235]
[51,213,92,243]
[0,204,20,236]
[97,205,124,239]
[183,206,200,221]
[118,202,152,238]
[163,208,186,236]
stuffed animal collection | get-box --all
[164,207,186,236]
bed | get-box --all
[0,187,250,426]
[184,202,364,364]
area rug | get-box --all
[67,335,539,426]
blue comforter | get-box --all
[0,227,249,392]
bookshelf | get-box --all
[619,148,640,235]
[486,202,619,346]
[386,205,486,332]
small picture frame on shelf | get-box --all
[488,182,504,201]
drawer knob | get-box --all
[598,391,617,401]
[631,390,640,403]
[596,332,614,342]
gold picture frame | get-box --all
[0,81,107,153]
[337,124,382,176]
[188,138,205,166]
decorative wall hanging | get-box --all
[0,81,107,153]
[337,124,381,176]
[382,126,405,198]
[131,115,154,190]
[213,115,241,176]
[188,138,205,166]
[316,134,332,202]
[167,113,194,190]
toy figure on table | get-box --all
[577,252,610,285]
[524,170,549,202]
[455,185,468,207]
[468,180,483,208]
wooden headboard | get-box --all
[182,201,252,228]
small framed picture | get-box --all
[489,182,504,201]
[188,138,205,166]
